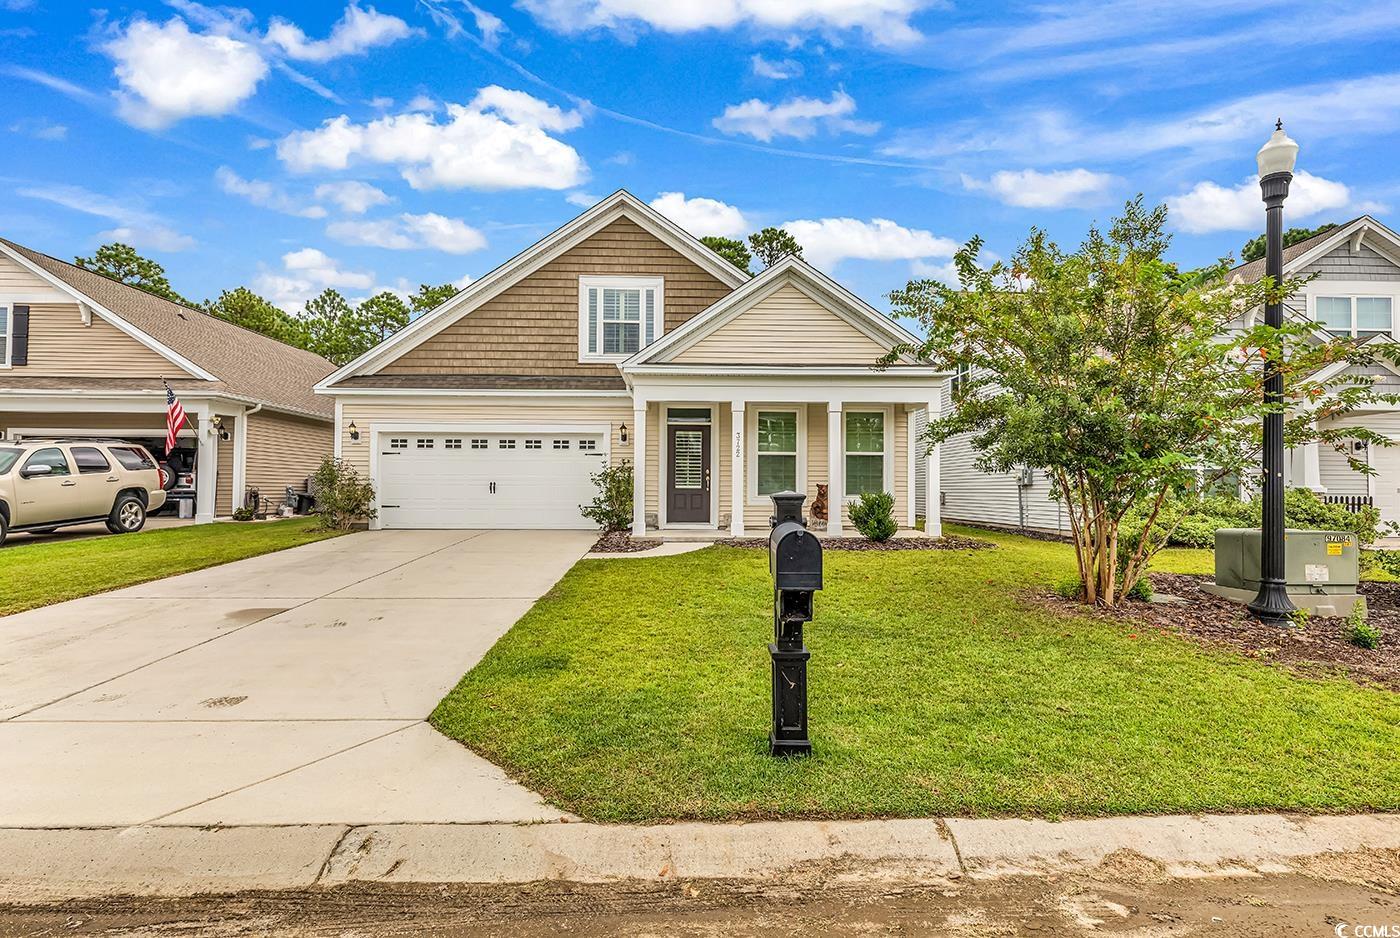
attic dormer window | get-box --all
[579,276,664,362]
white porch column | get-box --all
[231,410,249,512]
[192,407,216,525]
[827,402,843,535]
[1299,441,1325,492]
[906,406,917,529]
[631,403,647,536]
[730,401,745,536]
[926,396,942,537]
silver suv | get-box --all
[0,439,168,546]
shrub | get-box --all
[581,460,633,532]
[1347,598,1381,649]
[849,491,897,541]
[231,506,255,522]
[1054,576,1084,601]
[1370,550,1400,579]
[1122,487,1383,551]
[311,457,377,531]
[1290,605,1312,628]
[1125,577,1153,602]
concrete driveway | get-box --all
[0,529,595,828]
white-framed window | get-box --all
[553,439,570,450]
[951,362,973,396]
[1315,294,1394,338]
[390,437,408,449]
[578,276,664,362]
[499,438,516,449]
[748,407,805,502]
[525,439,542,449]
[578,439,598,452]
[471,438,488,449]
[416,438,434,449]
[445,438,463,449]
[0,302,9,368]
[844,409,891,499]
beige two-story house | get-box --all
[318,191,948,536]
[0,238,336,522]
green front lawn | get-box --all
[432,523,1400,823]
[0,519,343,616]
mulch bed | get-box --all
[716,534,994,551]
[590,532,664,553]
[1037,573,1399,691]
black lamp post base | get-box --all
[770,734,812,757]
[1247,579,1297,625]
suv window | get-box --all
[109,446,156,471]
[72,446,112,474]
[23,447,71,477]
[0,448,20,475]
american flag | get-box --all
[164,380,189,453]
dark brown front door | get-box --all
[667,425,711,523]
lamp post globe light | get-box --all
[1246,120,1300,625]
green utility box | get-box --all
[1205,528,1361,616]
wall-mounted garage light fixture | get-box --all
[619,422,628,443]
[348,421,360,442]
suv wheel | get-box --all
[107,495,147,535]
[0,513,7,547]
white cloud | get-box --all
[1167,170,1354,234]
[649,192,749,239]
[314,180,392,214]
[780,217,958,268]
[276,86,587,191]
[17,183,196,251]
[751,54,802,80]
[516,0,933,46]
[266,4,417,63]
[254,247,374,311]
[566,191,602,207]
[406,94,438,112]
[326,212,487,254]
[961,168,1118,209]
[8,118,67,140]
[103,17,268,129]
[420,0,506,49]
[712,90,878,142]
[215,166,327,218]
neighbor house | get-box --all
[316,191,948,535]
[935,215,1400,534]
[0,238,336,522]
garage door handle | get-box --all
[489,481,496,494]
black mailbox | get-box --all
[766,491,822,757]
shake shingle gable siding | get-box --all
[374,217,733,379]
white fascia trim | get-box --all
[0,387,331,422]
[316,191,750,390]
[624,364,948,377]
[319,387,630,398]
[0,241,217,382]
[628,256,922,366]
[1309,335,1400,384]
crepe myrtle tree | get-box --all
[887,198,1399,607]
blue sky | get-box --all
[3,0,1399,317]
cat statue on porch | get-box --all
[810,483,829,523]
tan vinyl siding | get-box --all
[644,401,661,522]
[338,399,632,483]
[671,285,891,365]
[0,410,169,437]
[215,416,235,516]
[16,303,183,378]
[376,218,733,378]
[0,252,63,293]
[245,411,333,504]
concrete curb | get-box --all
[4,813,1399,904]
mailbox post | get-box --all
[767,491,822,756]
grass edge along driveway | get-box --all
[1,519,344,616]
[432,525,1400,823]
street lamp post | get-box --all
[1247,120,1300,625]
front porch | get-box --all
[626,384,943,539]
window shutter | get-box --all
[587,288,598,355]
[11,304,29,366]
[644,289,655,345]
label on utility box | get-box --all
[1305,563,1331,583]
[1327,542,1344,556]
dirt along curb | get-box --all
[3,812,1400,904]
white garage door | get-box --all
[376,432,607,529]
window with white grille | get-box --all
[578,439,597,452]
[553,439,570,450]
[445,438,462,449]
[579,277,664,362]
[416,438,434,449]
[499,439,516,449]
[525,439,542,449]
[390,438,408,449]
[471,439,488,449]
